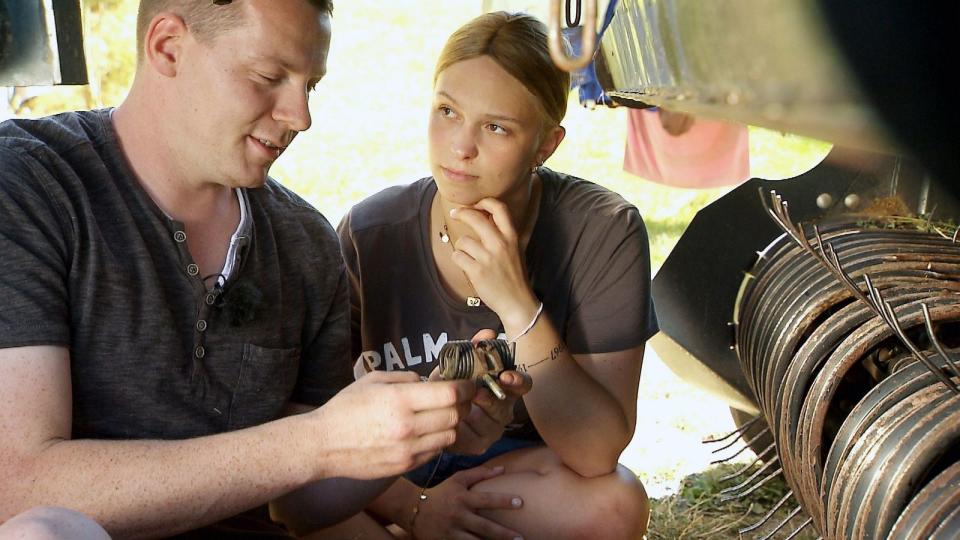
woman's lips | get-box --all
[441,166,478,182]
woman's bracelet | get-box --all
[508,301,543,343]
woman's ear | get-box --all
[534,125,567,166]
[144,13,189,78]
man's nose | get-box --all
[274,88,312,133]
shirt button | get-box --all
[205,293,217,305]
[195,345,206,359]
[187,263,199,276]
[196,320,208,332]
[174,231,187,243]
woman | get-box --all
[336,11,656,540]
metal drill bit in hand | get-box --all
[438,339,514,400]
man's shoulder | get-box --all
[0,109,107,158]
[250,179,340,247]
[345,177,432,234]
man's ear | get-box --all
[534,125,566,166]
[144,13,189,78]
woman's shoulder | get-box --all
[344,176,434,233]
[541,168,639,219]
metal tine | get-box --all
[781,517,814,540]
[867,278,960,395]
[922,303,960,379]
[720,442,777,482]
[720,455,781,496]
[711,427,771,462]
[755,505,803,540]
[719,467,783,502]
[761,188,960,395]
[703,414,763,444]
[712,425,770,454]
[820,238,881,317]
[738,490,794,535]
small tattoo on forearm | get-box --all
[517,342,567,372]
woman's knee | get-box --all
[576,466,649,540]
[0,507,110,540]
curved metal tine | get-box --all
[821,238,881,317]
[738,490,794,535]
[718,467,783,502]
[868,281,960,394]
[711,428,772,465]
[703,414,763,444]
[755,505,803,540]
[781,517,814,540]
[712,425,770,454]
[720,442,777,482]
[922,303,960,379]
[760,189,798,242]
[720,455,781,496]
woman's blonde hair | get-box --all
[434,11,569,127]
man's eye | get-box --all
[439,106,455,117]
[487,123,507,134]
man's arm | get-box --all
[268,403,397,536]
[0,346,473,538]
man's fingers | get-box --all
[409,429,458,460]
[413,407,461,436]
[391,380,476,411]
[361,370,422,384]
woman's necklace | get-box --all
[439,222,483,307]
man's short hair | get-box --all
[136,0,333,61]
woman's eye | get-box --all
[439,106,455,117]
[487,123,507,134]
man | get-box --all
[0,0,473,537]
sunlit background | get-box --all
[4,0,833,498]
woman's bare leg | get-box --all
[0,507,111,540]
[471,447,649,540]
[300,511,396,540]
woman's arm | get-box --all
[511,318,643,476]
[449,198,646,477]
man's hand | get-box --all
[305,371,475,480]
[411,466,523,540]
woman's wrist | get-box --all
[499,294,542,338]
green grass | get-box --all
[648,463,820,540]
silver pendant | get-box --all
[466,296,482,307]
[440,230,450,243]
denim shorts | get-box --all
[405,437,543,488]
